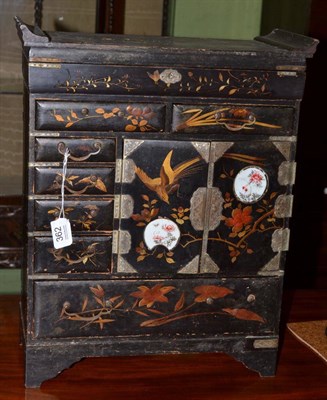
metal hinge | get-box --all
[114,194,134,219]
[272,228,290,252]
[278,161,297,186]
[115,159,122,183]
[115,159,136,184]
[112,230,131,255]
[274,194,294,218]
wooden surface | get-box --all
[0,290,326,399]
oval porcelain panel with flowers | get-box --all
[144,218,180,250]
[234,166,268,204]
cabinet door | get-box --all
[114,139,294,277]
[204,140,295,277]
[114,139,210,275]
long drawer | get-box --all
[33,277,282,338]
[28,63,306,99]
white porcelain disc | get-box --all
[144,218,180,250]
[234,166,268,204]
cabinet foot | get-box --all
[25,346,83,388]
[231,349,278,377]
[24,337,278,387]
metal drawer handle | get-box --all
[57,142,102,161]
[214,110,256,131]
[219,121,256,131]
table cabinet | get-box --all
[16,18,317,387]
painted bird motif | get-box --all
[135,150,201,204]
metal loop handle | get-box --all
[218,119,256,131]
[57,142,102,161]
[214,110,256,132]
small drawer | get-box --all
[35,138,116,163]
[33,277,281,338]
[172,104,295,135]
[34,199,114,232]
[35,101,166,132]
[34,167,115,195]
[34,236,112,274]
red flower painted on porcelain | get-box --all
[162,224,175,232]
[225,206,253,233]
[152,234,164,243]
[130,284,175,308]
[193,285,234,303]
[249,171,264,186]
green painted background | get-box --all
[168,0,263,39]
[0,269,21,294]
[0,0,311,294]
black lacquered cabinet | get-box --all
[16,18,317,387]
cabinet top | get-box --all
[15,17,318,70]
